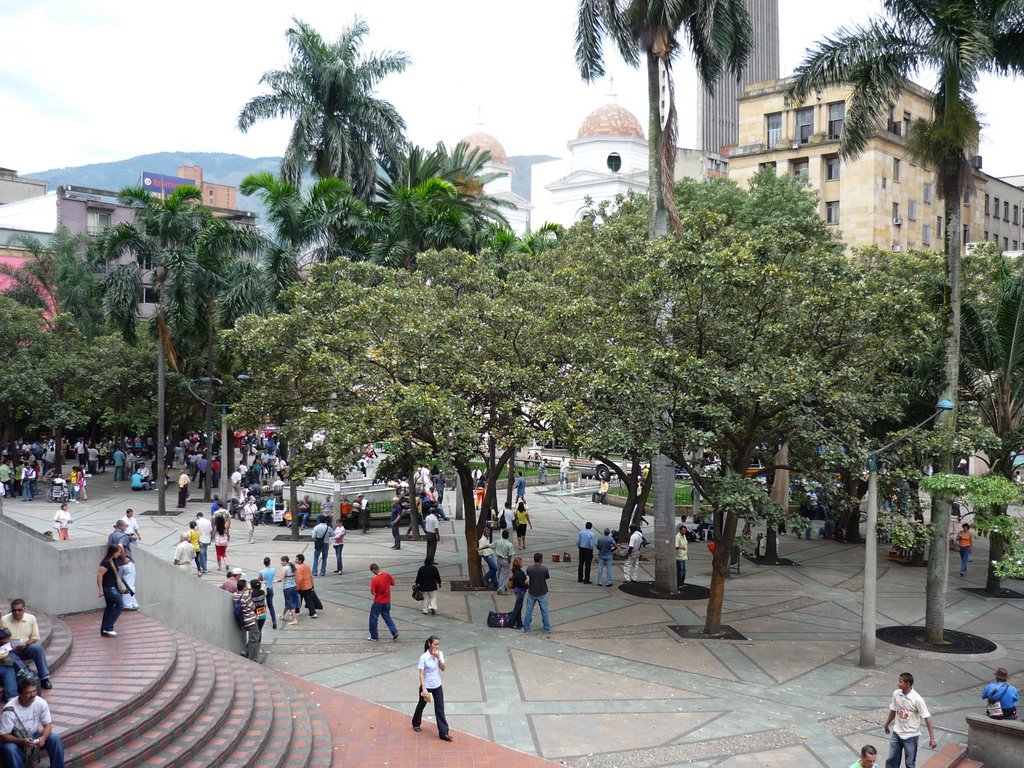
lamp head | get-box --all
[936,399,954,411]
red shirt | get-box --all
[370,571,395,604]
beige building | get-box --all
[176,165,237,209]
[728,78,986,253]
[981,174,1024,254]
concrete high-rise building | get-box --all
[696,0,779,155]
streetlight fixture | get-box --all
[185,374,251,503]
[859,398,954,668]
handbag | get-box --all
[111,560,132,595]
[412,584,423,602]
[987,684,1008,718]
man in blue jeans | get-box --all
[0,676,65,768]
[523,552,551,634]
[367,563,399,641]
[883,672,937,768]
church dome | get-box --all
[460,131,509,166]
[577,103,645,140]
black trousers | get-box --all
[412,684,449,737]
[578,548,594,582]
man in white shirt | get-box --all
[231,469,243,499]
[883,672,937,768]
[123,509,142,542]
[623,525,644,582]
[0,675,65,767]
[424,508,440,562]
[243,496,258,544]
[194,511,212,573]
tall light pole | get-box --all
[186,374,251,505]
[859,399,953,668]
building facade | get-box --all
[458,131,532,235]
[728,78,987,252]
[696,0,780,155]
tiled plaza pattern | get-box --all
[4,469,1023,767]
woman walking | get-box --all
[510,556,528,629]
[279,555,298,625]
[53,503,71,541]
[332,519,346,573]
[97,544,124,637]
[411,635,452,742]
[260,556,278,630]
[415,557,442,616]
[213,513,230,571]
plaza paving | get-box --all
[5,469,1022,767]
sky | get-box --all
[2,0,1023,177]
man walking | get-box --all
[424,506,440,562]
[596,527,616,586]
[883,672,937,768]
[367,563,399,641]
[623,524,644,582]
[311,515,333,577]
[576,521,596,583]
[675,523,689,589]
[523,553,551,634]
[194,511,212,574]
[108,517,139,610]
[515,471,526,504]
[176,469,190,509]
[493,529,515,594]
[358,493,370,534]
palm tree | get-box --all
[960,267,1024,594]
[789,0,1024,644]
[575,0,752,237]
[237,17,409,199]
[0,227,103,336]
[240,172,371,284]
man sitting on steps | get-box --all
[0,601,52,691]
[0,675,65,768]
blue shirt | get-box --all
[516,476,526,495]
[260,566,276,591]
[596,534,616,557]
[577,528,597,549]
[982,682,1019,709]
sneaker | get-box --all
[392,632,400,641]
[422,609,429,614]
[429,609,436,615]
[310,613,318,619]
[366,637,378,642]
[101,630,117,637]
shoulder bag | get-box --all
[987,684,1009,718]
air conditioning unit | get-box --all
[892,244,903,252]
[893,217,903,226]
[969,155,983,170]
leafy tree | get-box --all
[228,250,564,578]
[237,17,409,199]
[790,0,1024,643]
[575,0,751,236]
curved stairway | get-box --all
[12,606,332,768]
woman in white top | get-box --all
[411,635,451,741]
[53,504,71,541]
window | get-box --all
[994,232,1000,243]
[1004,237,1010,250]
[796,107,814,143]
[1014,241,1020,250]
[606,152,621,172]
[892,202,901,223]
[903,111,911,139]
[827,102,845,139]
[937,216,943,239]
[1005,201,1010,221]
[1014,205,1019,225]
[995,197,1001,216]
[759,161,777,172]
[923,223,931,246]
[86,210,111,236]
[137,253,153,271]
[985,194,991,215]
[826,200,840,224]
[881,177,888,189]
[792,158,809,178]
[908,200,917,221]
[893,158,901,182]
[825,155,840,181]
[143,287,158,304]
[963,225,970,245]
[924,183,933,204]
[766,112,782,146]
[965,189,971,206]
[887,106,899,135]
[985,231,989,240]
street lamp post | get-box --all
[859,399,953,668]
[186,374,250,506]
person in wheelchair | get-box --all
[45,476,68,504]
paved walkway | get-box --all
[5,470,1023,767]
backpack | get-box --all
[486,610,515,629]
[232,597,244,629]
[498,511,508,529]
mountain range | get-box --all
[26,151,556,221]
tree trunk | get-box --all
[156,313,167,515]
[652,454,676,593]
[505,453,516,508]
[704,504,739,634]
[456,461,483,586]
[409,469,421,541]
[203,313,215,502]
[925,149,964,644]
[764,443,790,562]
[289,479,299,540]
[645,51,666,238]
[985,510,1006,595]
[842,469,863,543]
[597,452,638,543]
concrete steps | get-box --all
[922,743,983,768]
[25,609,333,768]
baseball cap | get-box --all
[229,567,243,576]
